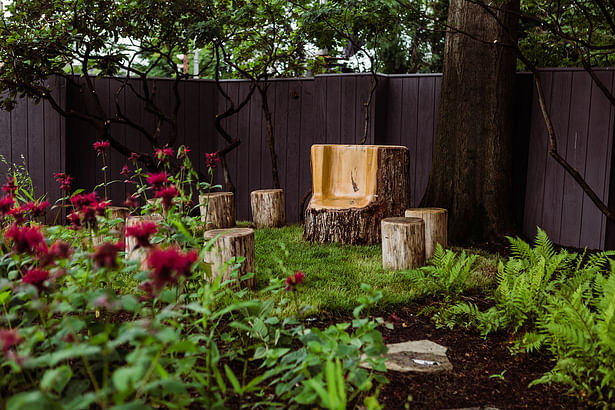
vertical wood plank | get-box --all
[299,79,315,219]
[400,77,419,206]
[0,103,12,179]
[325,76,341,143]
[10,97,28,176]
[415,76,436,206]
[286,80,302,222]
[27,98,45,200]
[341,76,356,144]
[274,81,289,190]
[44,77,65,223]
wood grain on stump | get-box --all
[203,228,255,288]
[107,206,130,242]
[405,208,448,259]
[125,214,163,263]
[251,189,285,228]
[199,192,235,230]
[382,217,425,270]
[304,145,409,245]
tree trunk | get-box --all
[251,189,286,228]
[199,192,235,230]
[381,217,426,270]
[405,208,448,259]
[420,0,520,244]
[203,228,255,288]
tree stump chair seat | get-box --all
[199,192,235,230]
[381,217,426,270]
[304,144,409,245]
[251,189,286,228]
[203,228,255,289]
[405,208,448,259]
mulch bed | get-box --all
[319,304,590,410]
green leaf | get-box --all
[7,391,59,410]
[41,365,73,394]
[112,366,145,393]
[224,364,242,394]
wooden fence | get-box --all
[1,70,614,249]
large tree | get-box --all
[420,0,520,243]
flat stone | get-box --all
[382,340,453,373]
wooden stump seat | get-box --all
[381,217,425,270]
[199,192,235,230]
[125,214,163,263]
[304,144,409,245]
[251,189,286,228]
[405,208,448,259]
[203,228,255,288]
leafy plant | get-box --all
[404,244,478,301]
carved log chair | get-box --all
[303,144,410,245]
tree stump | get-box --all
[405,208,448,259]
[107,206,130,242]
[203,228,255,288]
[304,145,409,245]
[250,189,285,228]
[199,192,235,230]
[125,214,163,264]
[381,217,425,270]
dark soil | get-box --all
[366,305,588,409]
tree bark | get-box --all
[405,208,448,259]
[420,0,520,244]
[199,192,235,230]
[381,217,426,270]
[251,189,286,228]
[203,228,255,288]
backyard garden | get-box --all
[0,143,614,409]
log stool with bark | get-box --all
[125,214,164,264]
[304,145,409,245]
[381,217,425,270]
[203,228,255,288]
[405,208,448,259]
[251,189,286,228]
[199,192,235,230]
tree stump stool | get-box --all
[251,189,286,228]
[93,206,130,246]
[405,208,448,259]
[381,217,425,270]
[125,214,163,264]
[304,144,410,245]
[199,192,235,230]
[203,228,255,288]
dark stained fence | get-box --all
[2,71,615,250]
[523,69,615,250]
[0,76,66,223]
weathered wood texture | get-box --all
[524,69,615,249]
[304,146,409,245]
[203,228,255,288]
[405,208,448,259]
[250,189,285,228]
[0,77,66,224]
[381,217,426,270]
[199,192,235,230]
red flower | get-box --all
[8,207,26,224]
[154,185,179,210]
[70,192,98,211]
[49,241,72,259]
[67,212,81,230]
[155,147,174,162]
[0,329,23,358]
[95,200,110,216]
[147,247,197,292]
[126,221,157,248]
[120,164,130,176]
[2,176,18,195]
[93,140,110,155]
[93,241,123,269]
[124,195,139,208]
[53,173,72,191]
[21,268,50,291]
[178,146,191,160]
[0,196,14,216]
[285,271,305,291]
[205,152,220,169]
[23,201,50,218]
[128,152,141,162]
[138,281,155,301]
[147,172,168,192]
[5,224,47,254]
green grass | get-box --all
[251,225,500,316]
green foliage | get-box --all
[403,244,478,301]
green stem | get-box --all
[102,153,108,201]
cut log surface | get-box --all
[251,189,286,228]
[107,206,130,242]
[125,214,163,263]
[381,217,425,270]
[405,208,448,259]
[199,192,235,230]
[203,228,255,288]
